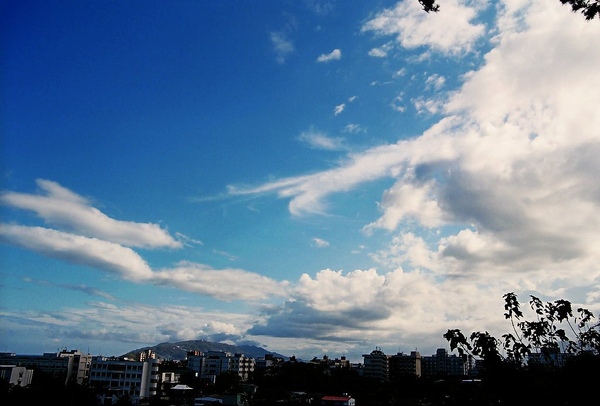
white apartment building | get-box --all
[88,356,160,405]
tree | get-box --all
[419,0,600,20]
[444,293,600,405]
[561,0,600,19]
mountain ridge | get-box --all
[121,339,288,361]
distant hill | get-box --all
[122,340,288,361]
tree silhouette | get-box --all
[419,0,440,12]
[444,292,600,405]
[561,0,600,19]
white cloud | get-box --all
[311,237,330,248]
[0,179,181,249]
[271,31,294,64]
[228,1,600,313]
[343,124,365,134]
[152,261,288,302]
[361,0,486,55]
[412,96,444,114]
[249,267,511,358]
[1,300,259,356]
[393,68,407,77]
[368,42,394,57]
[317,48,342,62]
[334,103,345,115]
[297,128,346,150]
[391,94,406,112]
[425,73,446,90]
[0,223,288,301]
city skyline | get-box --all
[1,0,599,364]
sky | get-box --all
[1,0,599,363]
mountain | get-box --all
[121,340,288,361]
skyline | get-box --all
[1,0,599,363]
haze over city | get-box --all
[1,0,599,363]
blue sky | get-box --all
[1,0,599,362]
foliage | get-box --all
[419,0,440,12]
[444,293,600,405]
[419,0,599,20]
[561,0,600,19]
[444,292,599,367]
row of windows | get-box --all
[90,371,143,379]
[92,363,144,371]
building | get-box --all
[0,349,92,385]
[527,350,572,368]
[255,353,284,370]
[0,364,34,387]
[187,351,256,383]
[362,348,388,381]
[388,351,421,380]
[421,348,467,377]
[230,353,255,381]
[321,395,356,406]
[88,356,160,405]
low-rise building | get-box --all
[320,395,356,406]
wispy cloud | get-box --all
[311,237,330,248]
[0,181,288,302]
[271,31,295,64]
[23,277,116,300]
[342,124,365,134]
[297,128,346,151]
[425,73,446,90]
[317,48,342,62]
[368,42,394,58]
[0,179,181,249]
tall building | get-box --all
[362,348,388,381]
[388,351,421,380]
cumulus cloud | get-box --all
[229,0,600,333]
[361,0,485,55]
[248,267,509,357]
[317,48,342,62]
